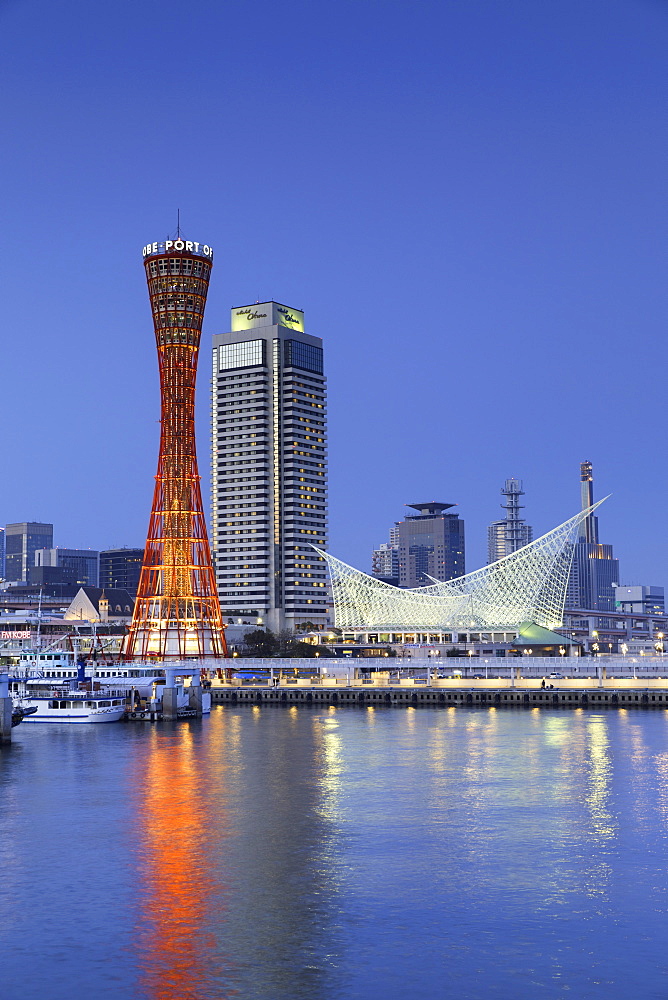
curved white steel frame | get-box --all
[315,500,607,631]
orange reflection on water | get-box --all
[131,723,232,1000]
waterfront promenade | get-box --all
[210,656,668,711]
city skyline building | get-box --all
[371,541,400,587]
[372,521,400,586]
[613,585,664,616]
[212,301,328,631]
[34,547,99,587]
[99,548,144,597]
[487,478,533,563]
[566,461,619,611]
[123,237,226,659]
[4,522,53,583]
[397,502,465,588]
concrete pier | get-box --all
[209,682,668,711]
[1,673,12,743]
[188,682,203,714]
[159,665,205,720]
[161,686,179,720]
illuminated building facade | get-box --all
[124,238,226,660]
[212,302,328,631]
[318,501,605,632]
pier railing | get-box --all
[211,655,667,687]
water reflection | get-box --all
[317,710,344,819]
[130,723,233,1000]
[584,717,615,841]
[128,707,344,1000]
[8,708,668,999]
[0,749,22,936]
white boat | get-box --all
[14,691,126,724]
[10,650,126,723]
[87,663,166,697]
[12,649,79,682]
[13,650,165,697]
[10,651,209,722]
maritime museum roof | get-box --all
[316,501,607,632]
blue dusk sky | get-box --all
[1,0,666,583]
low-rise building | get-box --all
[34,547,99,587]
[64,587,134,623]
[613,585,664,616]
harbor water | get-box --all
[2,705,668,999]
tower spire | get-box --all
[579,460,598,544]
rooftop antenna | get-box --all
[176,208,181,239]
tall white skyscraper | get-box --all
[212,302,328,631]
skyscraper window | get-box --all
[219,340,265,371]
[284,340,323,374]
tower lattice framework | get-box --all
[124,239,227,660]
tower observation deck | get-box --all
[123,238,227,659]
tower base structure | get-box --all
[125,625,224,660]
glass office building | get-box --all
[397,502,465,588]
[99,548,144,597]
[34,547,99,586]
[4,522,54,583]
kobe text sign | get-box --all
[142,240,214,259]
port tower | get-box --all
[123,238,227,659]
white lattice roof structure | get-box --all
[316,500,607,631]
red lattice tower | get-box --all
[123,238,227,660]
